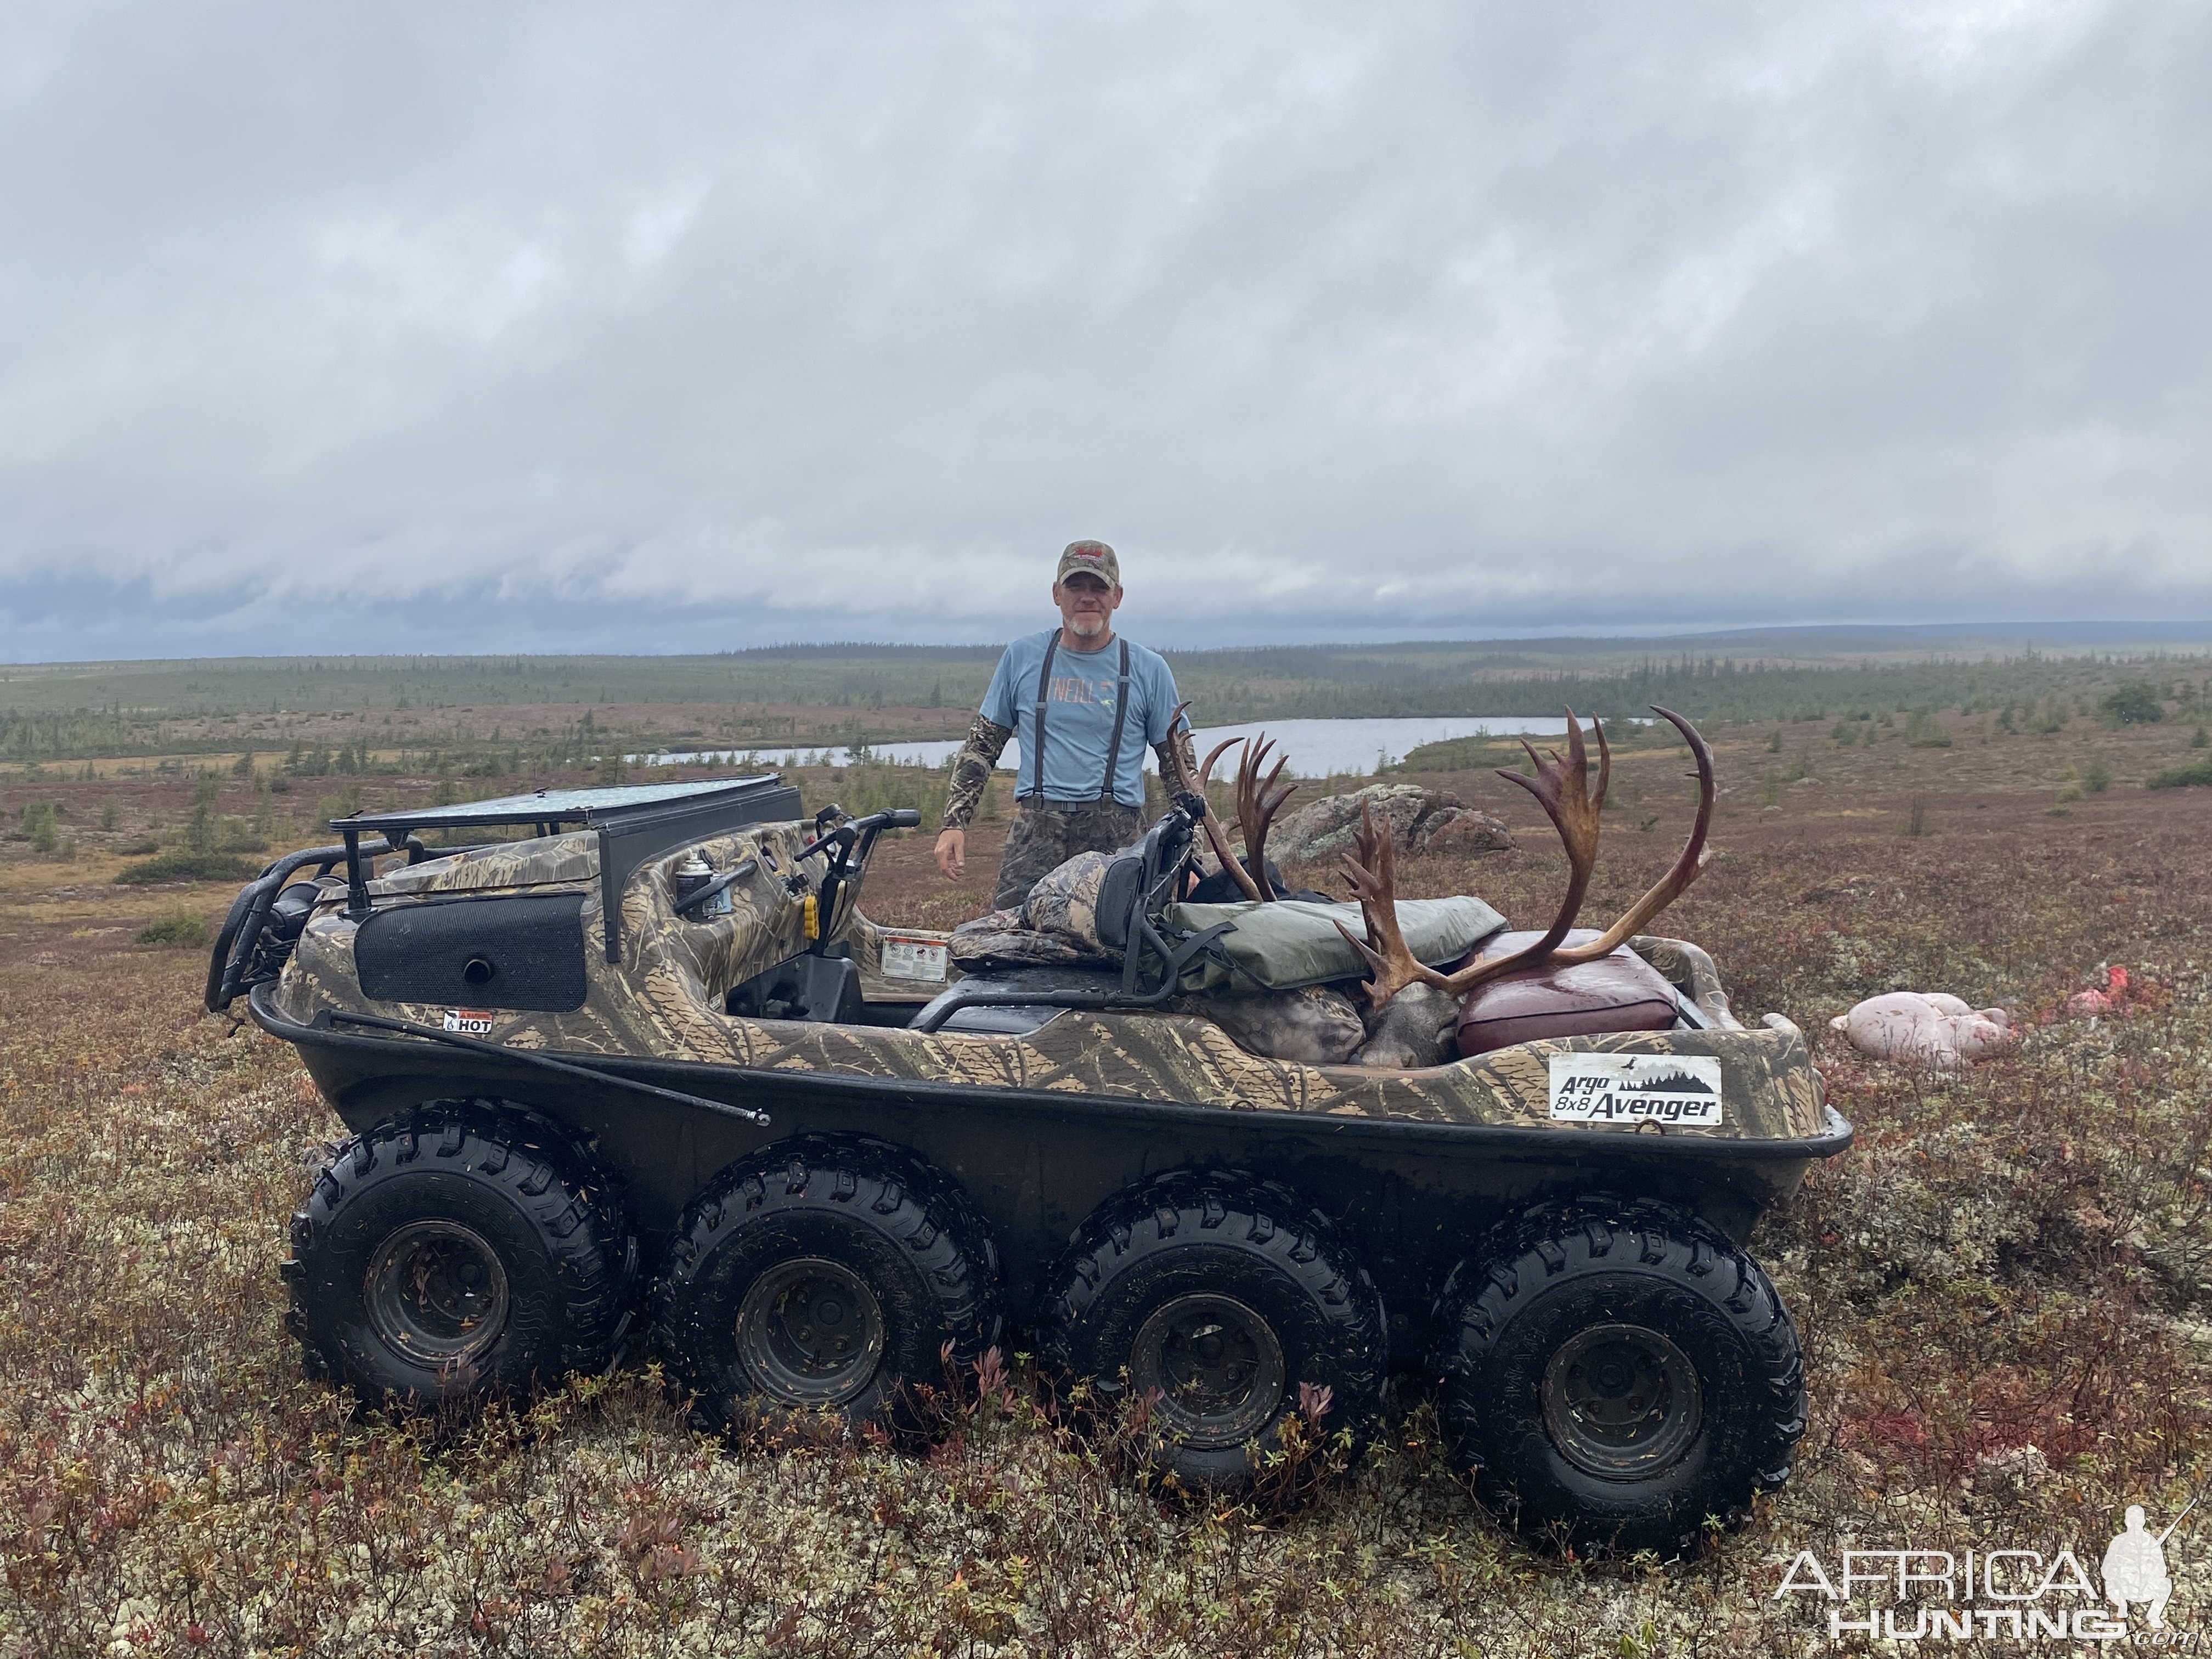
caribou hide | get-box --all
[1180,985,1367,1065]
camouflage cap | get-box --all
[1054,540,1120,587]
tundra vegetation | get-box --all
[2,634,2208,776]
[2,695,2211,1655]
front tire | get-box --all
[1434,1199,1804,1555]
[1039,1171,1386,1490]
[653,1137,1000,1432]
[284,1105,635,1404]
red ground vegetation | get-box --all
[2,714,2209,1653]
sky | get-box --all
[2,1,2208,662]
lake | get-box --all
[632,714,1576,777]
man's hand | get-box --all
[934,828,966,882]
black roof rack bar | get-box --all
[323,774,804,960]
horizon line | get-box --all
[7,617,2212,672]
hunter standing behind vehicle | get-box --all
[936,541,1197,910]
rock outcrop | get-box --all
[1268,784,1514,867]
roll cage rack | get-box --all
[207,776,804,1013]
[208,774,1238,1038]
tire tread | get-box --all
[284,1101,634,1397]
[1434,1196,1805,1555]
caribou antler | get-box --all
[1333,801,1433,1006]
[1171,702,1267,904]
[1232,735,1298,891]
[1548,706,1712,963]
[1335,709,1607,1003]
[1334,706,1714,1015]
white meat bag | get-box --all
[1831,992,2014,1070]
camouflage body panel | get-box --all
[371,832,601,894]
[276,821,1821,1143]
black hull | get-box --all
[254,985,1849,1361]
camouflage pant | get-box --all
[993,799,1148,912]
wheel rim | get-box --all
[1128,1292,1287,1449]
[1541,1322,1704,1479]
[364,1219,511,1369]
[733,1257,888,1407]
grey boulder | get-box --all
[1269,784,1515,867]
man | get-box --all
[936,540,1196,911]
[2103,1505,2173,1629]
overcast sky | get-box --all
[2,1,2207,662]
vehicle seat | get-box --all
[1453,929,1685,1056]
[1094,807,1198,972]
[912,802,1230,1034]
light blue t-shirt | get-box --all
[981,629,1185,806]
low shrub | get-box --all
[136,912,211,947]
[21,800,60,853]
[1901,712,1953,749]
[113,849,256,884]
[2147,753,2212,789]
[2100,681,2165,725]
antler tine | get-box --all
[1164,701,1197,764]
[1234,735,1299,893]
[1197,735,1242,784]
[1189,728,1267,904]
[1332,801,1443,1005]
[1421,708,1607,997]
[1550,705,1714,963]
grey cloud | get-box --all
[1,0,2208,661]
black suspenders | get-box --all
[1097,640,1132,801]
[1027,635,1058,800]
[1024,636,1132,804]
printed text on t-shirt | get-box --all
[1048,676,1116,706]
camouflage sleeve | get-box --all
[941,715,1013,830]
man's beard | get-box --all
[1067,612,1107,637]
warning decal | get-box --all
[881,936,950,983]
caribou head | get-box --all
[1333,705,1716,1068]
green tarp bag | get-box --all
[1163,895,1507,993]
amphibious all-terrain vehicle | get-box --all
[210,742,1848,1553]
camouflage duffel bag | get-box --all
[1163,895,1506,992]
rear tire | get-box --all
[1039,1171,1385,1491]
[284,1105,635,1405]
[653,1137,1000,1432]
[1434,1199,1804,1555]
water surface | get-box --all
[635,714,1576,777]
